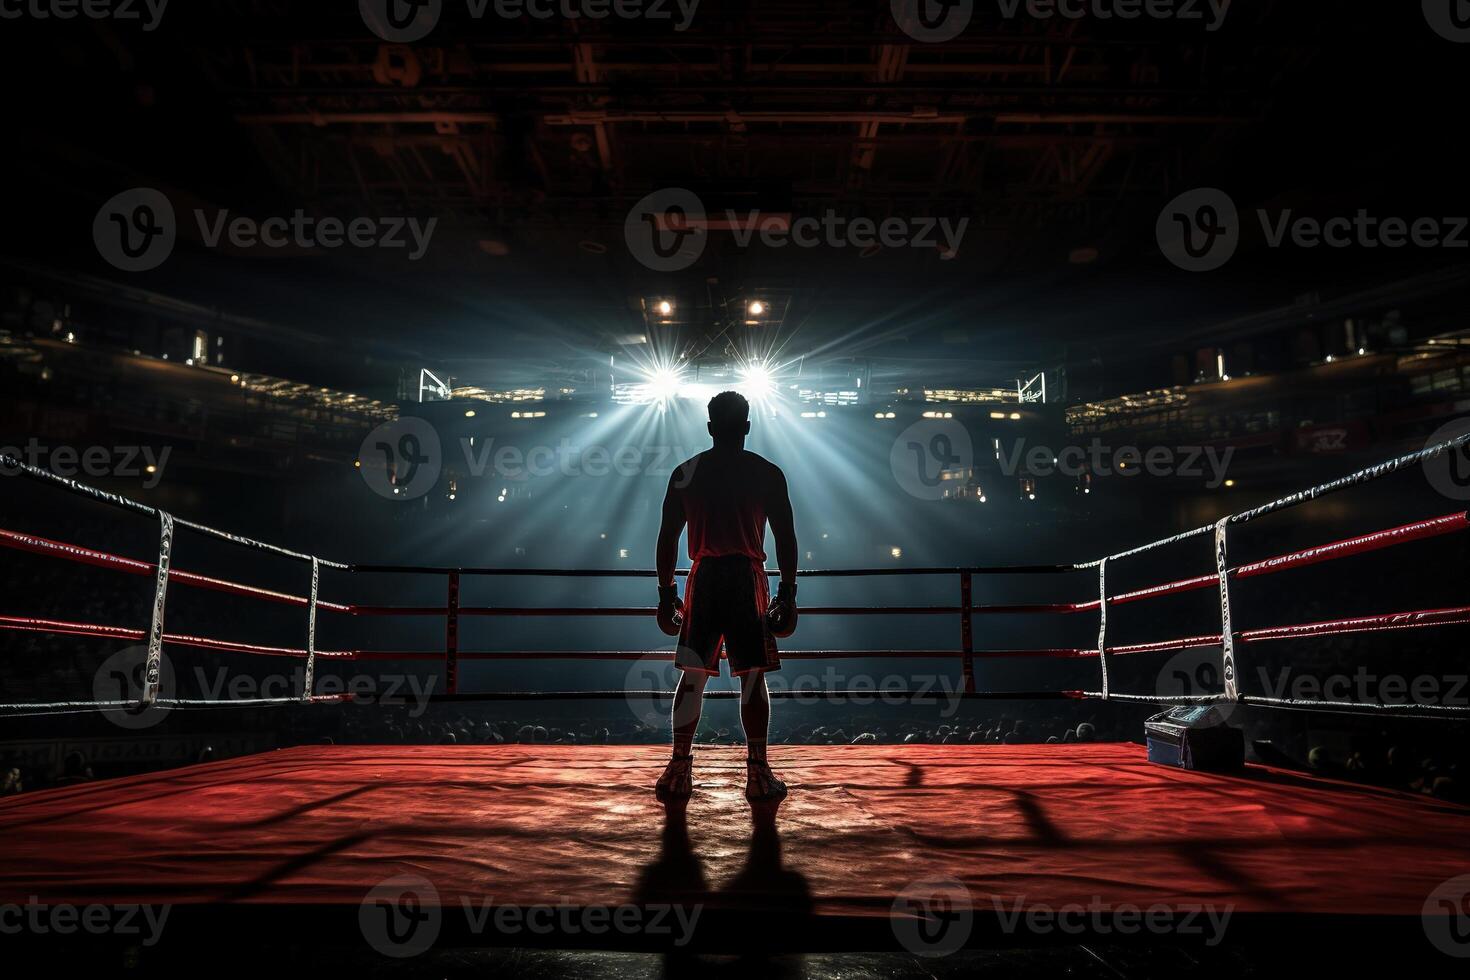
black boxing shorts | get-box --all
[675,555,780,676]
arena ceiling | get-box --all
[2,2,1467,384]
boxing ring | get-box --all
[2,439,1470,955]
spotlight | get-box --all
[649,366,683,405]
[1223,479,1236,488]
[748,300,765,316]
[656,300,673,316]
[464,409,477,418]
[890,547,902,559]
[1009,412,1021,420]
[739,361,776,401]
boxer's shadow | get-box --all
[632,796,709,909]
[720,798,814,926]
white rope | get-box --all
[303,557,320,702]
[1214,517,1238,701]
[142,511,173,707]
[1096,558,1110,700]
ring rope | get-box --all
[1096,557,1110,700]
[1215,517,1239,702]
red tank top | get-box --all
[673,449,783,562]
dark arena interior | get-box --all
[4,2,1470,977]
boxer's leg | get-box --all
[738,669,770,756]
[671,668,708,757]
[740,670,786,800]
[657,670,707,798]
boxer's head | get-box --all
[707,390,751,446]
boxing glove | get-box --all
[656,584,684,637]
[766,581,798,638]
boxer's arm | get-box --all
[768,468,798,587]
[655,471,685,588]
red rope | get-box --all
[0,529,351,612]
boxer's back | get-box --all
[673,448,783,562]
